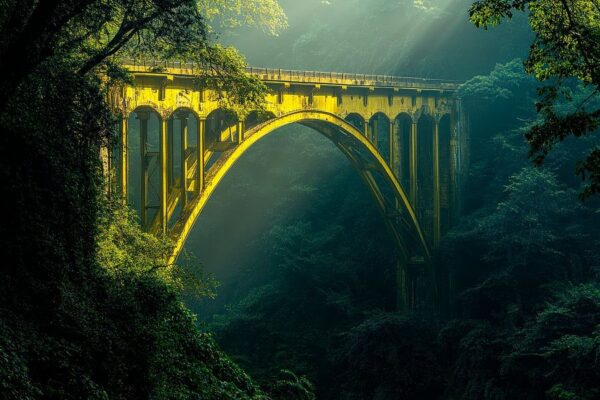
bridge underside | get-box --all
[107,63,466,311]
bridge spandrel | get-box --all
[118,62,459,125]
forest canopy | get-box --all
[470,0,600,198]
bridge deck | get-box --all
[121,60,461,92]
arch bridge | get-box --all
[108,60,466,311]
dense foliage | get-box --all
[434,60,600,400]
[470,0,600,198]
[0,0,287,398]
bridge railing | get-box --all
[245,67,460,87]
[121,59,461,90]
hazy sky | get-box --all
[219,0,531,79]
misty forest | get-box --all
[2,0,600,399]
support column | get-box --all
[449,112,459,226]
[237,119,245,144]
[137,111,150,228]
[389,120,395,167]
[410,121,418,206]
[373,118,378,145]
[396,259,409,312]
[433,119,441,247]
[120,115,128,203]
[160,118,168,235]
[197,118,206,194]
[363,120,369,140]
[178,111,189,208]
[167,119,174,189]
[409,260,418,311]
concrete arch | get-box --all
[127,107,162,228]
[113,63,465,311]
[130,105,162,119]
[166,108,200,182]
[166,106,201,121]
[393,112,413,123]
[165,108,200,228]
[394,113,413,192]
[167,110,431,273]
[368,111,392,122]
[416,113,435,242]
[205,107,238,147]
[345,112,366,134]
[369,112,392,164]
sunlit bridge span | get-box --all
[107,60,466,311]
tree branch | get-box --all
[77,11,162,75]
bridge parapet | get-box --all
[121,59,461,92]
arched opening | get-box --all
[438,114,452,236]
[245,110,275,132]
[369,112,392,164]
[394,113,412,192]
[127,107,161,229]
[183,123,401,340]
[205,108,239,171]
[345,113,365,135]
[206,108,238,149]
[169,110,429,269]
[417,113,434,242]
[168,111,439,400]
[166,108,199,228]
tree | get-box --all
[0,0,287,398]
[334,314,444,400]
[267,369,316,400]
[440,284,600,400]
[469,0,600,198]
[505,283,600,400]
[0,0,286,112]
[96,198,219,299]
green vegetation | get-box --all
[470,0,600,197]
[0,0,288,398]
[1,0,600,399]
[434,60,600,399]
